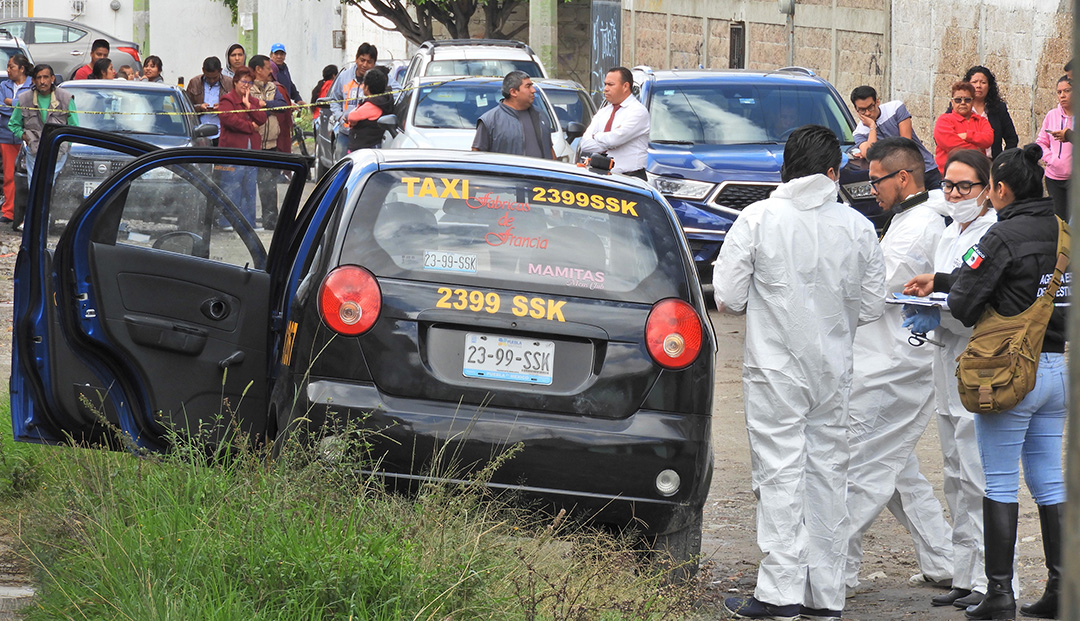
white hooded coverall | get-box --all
[845,191,953,588]
[714,174,886,612]
[932,209,998,594]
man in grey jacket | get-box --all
[471,71,553,160]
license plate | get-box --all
[424,250,476,273]
[82,181,100,198]
[463,333,554,385]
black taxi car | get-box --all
[11,126,715,572]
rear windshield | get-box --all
[413,81,557,131]
[65,87,189,136]
[339,170,688,303]
[426,59,543,78]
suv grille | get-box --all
[68,158,127,179]
[713,183,777,211]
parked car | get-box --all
[377,58,408,88]
[13,80,217,228]
[0,27,31,78]
[632,66,877,282]
[0,17,140,80]
[401,39,548,87]
[381,76,583,163]
[535,78,596,160]
[12,128,716,578]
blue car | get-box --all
[12,127,716,579]
[633,67,877,281]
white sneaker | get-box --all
[909,572,952,589]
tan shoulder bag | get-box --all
[956,217,1070,414]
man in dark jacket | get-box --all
[186,56,234,145]
[471,70,554,160]
[269,43,304,106]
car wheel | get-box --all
[645,508,703,585]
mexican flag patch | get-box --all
[963,245,985,269]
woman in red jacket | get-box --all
[934,81,994,173]
[217,66,266,227]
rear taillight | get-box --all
[318,265,382,335]
[116,46,141,64]
[645,299,702,369]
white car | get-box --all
[381,76,583,163]
[401,39,548,86]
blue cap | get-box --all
[270,43,285,54]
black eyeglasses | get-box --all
[952,96,974,104]
[942,180,984,195]
[855,103,877,114]
[868,168,913,188]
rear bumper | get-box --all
[285,378,713,535]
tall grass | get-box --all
[1,399,702,620]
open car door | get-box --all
[11,125,310,451]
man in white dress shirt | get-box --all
[579,67,650,180]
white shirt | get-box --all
[579,94,650,173]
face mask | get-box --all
[949,189,985,223]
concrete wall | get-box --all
[892,0,1072,149]
[29,0,407,94]
[620,0,890,129]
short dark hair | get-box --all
[356,42,378,62]
[990,144,1045,201]
[322,64,339,81]
[944,149,991,188]
[143,55,162,70]
[850,85,877,104]
[202,56,222,73]
[866,137,925,187]
[232,66,254,83]
[8,54,31,77]
[31,63,53,79]
[91,38,110,52]
[248,54,271,72]
[1059,74,1071,86]
[363,67,388,95]
[607,67,633,88]
[502,70,530,99]
[781,125,841,182]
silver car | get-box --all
[382,76,583,163]
[0,17,140,80]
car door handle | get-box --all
[218,351,245,369]
[201,298,231,321]
[69,50,84,56]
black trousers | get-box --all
[1046,177,1069,220]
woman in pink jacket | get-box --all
[1037,76,1073,219]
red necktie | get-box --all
[603,103,620,132]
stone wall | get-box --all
[891,0,1072,148]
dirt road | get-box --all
[701,310,1052,620]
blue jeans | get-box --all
[974,352,1067,505]
[219,164,256,227]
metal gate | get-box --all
[0,0,24,19]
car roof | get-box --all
[533,78,589,91]
[635,67,830,87]
[429,47,537,62]
[63,79,182,92]
[0,17,137,45]
[368,148,652,191]
[415,75,503,86]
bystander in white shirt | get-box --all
[579,94,650,174]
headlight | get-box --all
[647,173,715,200]
[843,181,874,201]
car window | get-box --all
[66,26,87,41]
[339,170,686,303]
[34,23,75,43]
[68,88,189,137]
[413,81,557,130]
[0,44,25,65]
[649,83,855,145]
[0,22,26,39]
[541,87,592,128]
[425,59,543,78]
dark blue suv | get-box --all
[633,67,877,281]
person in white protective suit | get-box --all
[715,125,886,621]
[844,137,954,593]
[910,149,1000,610]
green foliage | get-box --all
[213,0,239,25]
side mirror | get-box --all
[377,114,399,137]
[193,123,218,139]
[565,121,586,141]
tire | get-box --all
[648,508,703,585]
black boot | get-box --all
[966,498,1017,620]
[1020,503,1062,619]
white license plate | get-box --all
[424,250,476,273]
[82,181,100,198]
[463,333,554,385]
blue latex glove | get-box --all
[901,305,941,334]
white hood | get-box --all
[770,173,838,211]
